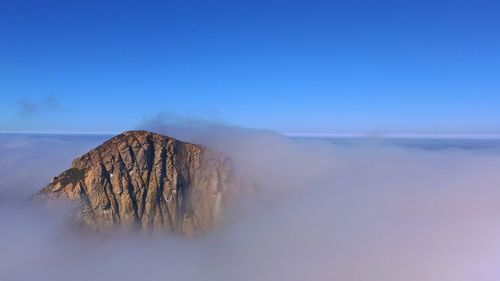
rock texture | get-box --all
[33,130,249,236]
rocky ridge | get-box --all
[33,130,250,236]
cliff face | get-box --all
[33,130,249,236]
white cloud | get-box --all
[1,123,500,281]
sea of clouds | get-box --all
[1,120,500,281]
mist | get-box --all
[1,123,500,281]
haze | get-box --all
[1,122,500,280]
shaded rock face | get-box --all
[33,130,249,236]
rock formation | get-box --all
[32,130,250,236]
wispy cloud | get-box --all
[17,95,61,117]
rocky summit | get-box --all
[32,130,250,236]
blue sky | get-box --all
[1,0,499,134]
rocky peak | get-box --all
[33,130,250,236]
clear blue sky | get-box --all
[1,0,499,134]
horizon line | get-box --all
[0,130,118,135]
[283,132,500,139]
[2,130,500,140]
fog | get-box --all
[1,123,500,281]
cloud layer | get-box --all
[1,123,500,281]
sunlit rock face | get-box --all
[33,130,250,236]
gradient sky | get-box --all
[1,0,499,134]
